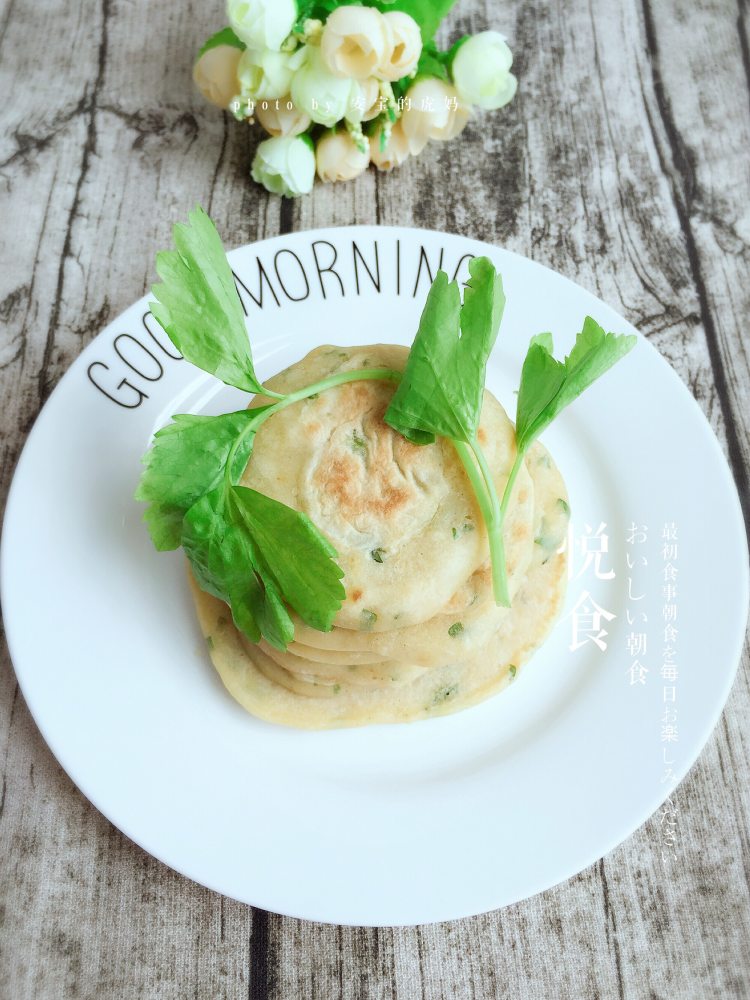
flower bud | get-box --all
[401,78,469,151]
[227,0,297,52]
[237,45,305,100]
[255,97,311,137]
[320,6,393,80]
[291,47,362,127]
[451,32,517,110]
[251,135,316,197]
[344,77,381,124]
[359,78,382,121]
[316,130,370,182]
[378,12,421,81]
[193,45,242,109]
[369,120,411,171]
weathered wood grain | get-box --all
[1,0,748,997]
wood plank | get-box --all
[640,0,750,524]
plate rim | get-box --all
[2,223,748,926]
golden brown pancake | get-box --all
[242,345,535,631]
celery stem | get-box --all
[453,438,510,608]
[470,437,511,608]
[499,451,525,520]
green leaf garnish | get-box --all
[386,262,636,609]
[231,487,345,633]
[135,409,269,550]
[385,257,511,604]
[385,257,505,444]
[181,487,295,650]
[141,503,186,553]
[516,319,637,452]
[448,621,464,637]
[498,321,637,544]
[150,207,277,396]
[137,207,400,650]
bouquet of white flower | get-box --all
[193,1,517,197]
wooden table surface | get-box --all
[1,0,749,996]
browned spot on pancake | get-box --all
[305,421,322,436]
[337,380,378,416]
[353,383,372,403]
[350,589,363,602]
[320,455,410,518]
[312,393,427,523]
[391,431,423,462]
[518,489,528,503]
[478,427,487,445]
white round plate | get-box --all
[2,227,747,926]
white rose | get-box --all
[401,78,469,151]
[255,97,311,137]
[251,135,316,197]
[237,45,305,100]
[291,47,361,127]
[316,131,370,182]
[451,31,517,110]
[378,12,422,81]
[193,45,243,109]
[320,6,393,80]
[369,120,411,171]
[227,0,296,52]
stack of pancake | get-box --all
[188,344,569,728]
